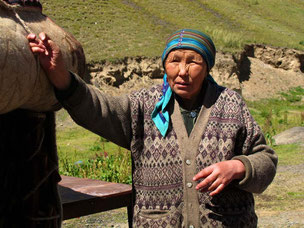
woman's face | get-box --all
[165,49,208,101]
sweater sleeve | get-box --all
[232,101,278,194]
[55,72,132,150]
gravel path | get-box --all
[256,160,304,227]
[258,210,304,228]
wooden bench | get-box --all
[58,175,133,227]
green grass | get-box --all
[274,144,304,166]
[287,191,304,199]
[57,126,109,162]
[56,123,132,184]
[42,0,304,63]
[247,87,304,145]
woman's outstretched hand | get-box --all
[27,32,71,90]
[193,160,245,196]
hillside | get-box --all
[42,0,304,63]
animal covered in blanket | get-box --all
[0,0,86,114]
[0,1,86,227]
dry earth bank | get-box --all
[86,44,304,101]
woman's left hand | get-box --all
[193,160,245,196]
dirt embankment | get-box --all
[86,44,304,100]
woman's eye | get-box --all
[190,60,203,65]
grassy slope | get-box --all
[42,0,304,63]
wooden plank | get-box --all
[58,176,132,221]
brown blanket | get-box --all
[0,0,86,114]
[0,110,62,228]
[4,0,42,9]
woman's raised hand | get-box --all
[27,32,71,90]
[193,160,245,196]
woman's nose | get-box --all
[178,63,189,76]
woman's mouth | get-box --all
[175,81,190,88]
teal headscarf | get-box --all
[151,29,216,137]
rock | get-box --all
[244,44,304,72]
[273,127,304,145]
[88,56,163,88]
[210,51,241,93]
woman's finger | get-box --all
[39,32,47,41]
[207,178,222,192]
[193,166,212,181]
[27,33,37,41]
[30,46,46,54]
[209,183,225,196]
[39,32,51,49]
[27,33,47,53]
[29,41,45,49]
[38,32,59,56]
[195,174,217,190]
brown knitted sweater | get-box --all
[58,74,277,228]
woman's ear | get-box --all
[163,62,167,75]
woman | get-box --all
[28,29,277,227]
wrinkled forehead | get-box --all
[166,49,204,60]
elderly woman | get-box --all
[28,29,277,227]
